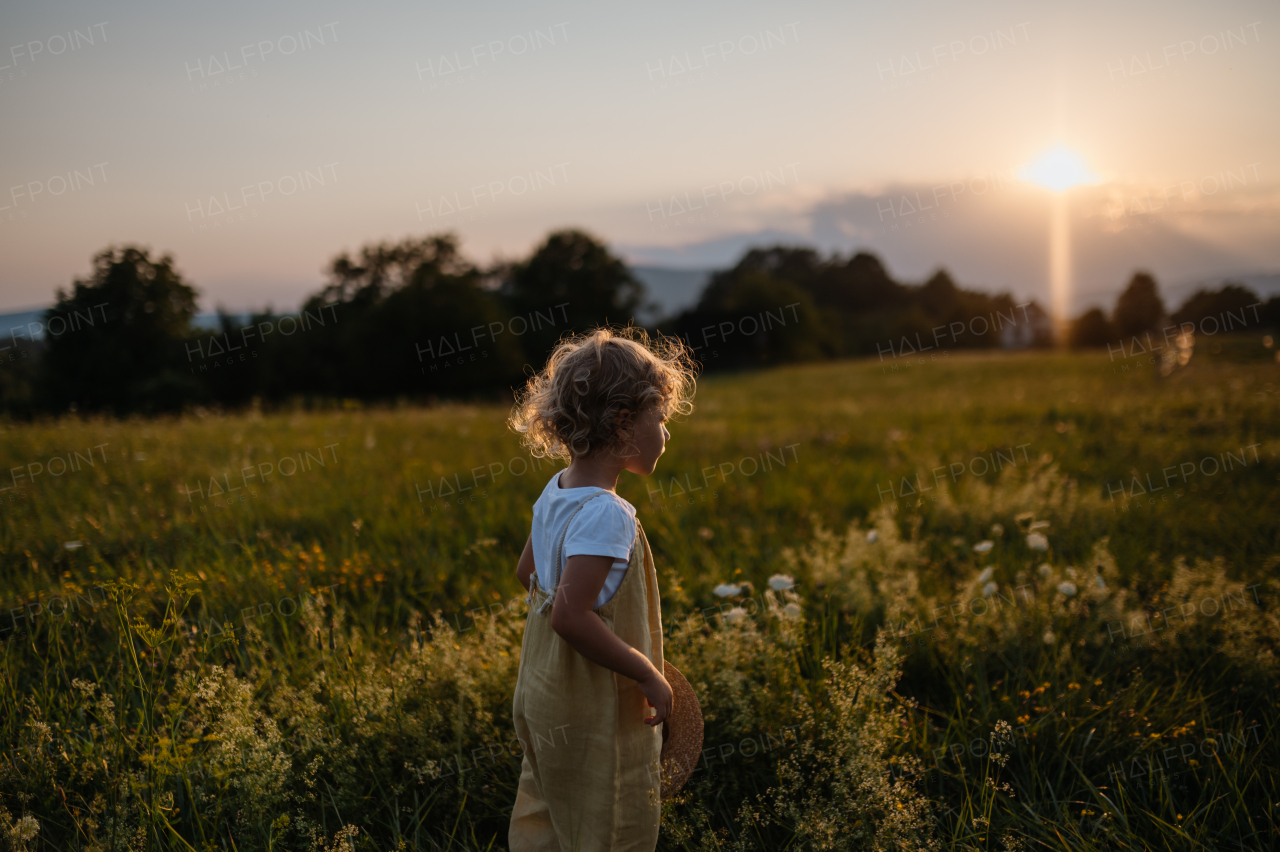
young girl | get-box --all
[506,327,696,852]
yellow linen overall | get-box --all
[509,496,664,852]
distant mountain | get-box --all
[630,266,716,324]
[0,309,48,341]
[620,229,807,270]
[0,308,226,341]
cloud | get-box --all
[618,176,1280,314]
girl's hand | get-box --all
[638,669,673,726]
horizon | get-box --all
[3,0,1277,317]
[2,253,1271,327]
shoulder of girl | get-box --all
[583,491,627,511]
[605,492,637,516]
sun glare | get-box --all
[1019,146,1098,192]
[1015,146,1097,343]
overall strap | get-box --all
[536,490,609,615]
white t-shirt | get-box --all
[531,469,637,609]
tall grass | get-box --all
[1,340,1276,850]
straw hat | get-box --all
[658,660,703,800]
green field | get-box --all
[1,339,1277,851]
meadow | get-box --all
[0,337,1277,851]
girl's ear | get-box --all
[611,408,639,459]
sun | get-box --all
[1018,146,1098,192]
[1017,145,1098,344]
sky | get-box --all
[2,0,1277,316]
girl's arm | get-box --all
[516,535,535,591]
[549,554,673,725]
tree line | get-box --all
[1,229,1275,417]
[1066,272,1275,349]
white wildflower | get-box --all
[1029,520,1050,531]
[713,583,742,597]
[64,541,83,550]
[866,529,878,543]
[781,602,802,620]
[974,540,994,553]
[723,606,748,624]
[1057,582,1077,597]
[1037,563,1053,577]
[978,566,995,583]
[1042,630,1057,644]
[983,582,998,597]
[1096,575,1107,590]
[768,573,795,591]
[12,816,39,844]
[1027,532,1049,551]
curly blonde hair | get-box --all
[508,325,697,461]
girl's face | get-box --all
[618,404,670,476]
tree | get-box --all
[916,270,964,320]
[1069,307,1115,349]
[501,229,645,360]
[40,246,202,414]
[814,251,909,315]
[0,340,39,418]
[316,234,469,307]
[269,233,526,399]
[667,271,825,369]
[999,301,1055,349]
[1171,283,1262,331]
[702,246,823,301]
[1261,296,1280,332]
[1112,272,1166,338]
